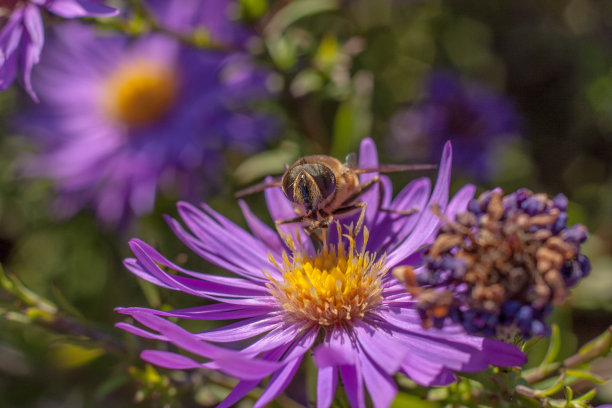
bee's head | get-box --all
[282,163,336,214]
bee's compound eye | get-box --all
[281,163,336,205]
[304,163,336,199]
[281,167,299,201]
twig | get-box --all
[523,326,611,385]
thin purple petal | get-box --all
[358,137,380,227]
[253,356,303,408]
[45,0,119,18]
[317,365,338,408]
[340,362,366,408]
[359,352,398,408]
[239,199,284,254]
[313,329,356,367]
[140,350,201,370]
[387,141,453,266]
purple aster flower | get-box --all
[386,71,521,181]
[0,0,117,100]
[145,0,254,48]
[397,188,590,339]
[116,138,526,408]
[19,23,276,225]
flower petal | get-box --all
[21,5,44,100]
[128,239,268,299]
[116,303,274,321]
[401,353,456,386]
[129,312,282,380]
[340,361,366,408]
[359,352,397,408]
[353,321,406,375]
[313,328,356,367]
[130,239,268,293]
[45,0,119,18]
[387,141,453,266]
[317,365,338,408]
[358,137,380,227]
[263,176,313,253]
[482,338,527,367]
[253,355,303,408]
[217,380,260,408]
[115,322,165,340]
[176,202,271,274]
[140,350,201,369]
[198,315,284,343]
[369,177,431,253]
[445,183,476,220]
[238,199,284,254]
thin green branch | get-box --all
[523,326,611,385]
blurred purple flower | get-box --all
[145,0,253,48]
[117,139,525,408]
[0,0,117,100]
[20,23,277,225]
[387,71,521,181]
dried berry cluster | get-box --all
[396,188,590,338]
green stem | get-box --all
[523,326,611,385]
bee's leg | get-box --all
[274,215,307,242]
[340,177,379,206]
[331,201,367,235]
[340,176,417,216]
[375,177,419,216]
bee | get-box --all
[235,152,436,239]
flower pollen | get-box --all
[102,59,177,127]
[267,225,385,327]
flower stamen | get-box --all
[266,223,385,327]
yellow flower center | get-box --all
[102,59,177,127]
[266,226,386,327]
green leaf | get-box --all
[564,369,606,384]
[391,392,440,408]
[533,372,566,398]
[564,385,574,402]
[572,388,597,402]
[264,0,339,37]
[266,35,299,71]
[233,141,299,184]
[522,336,544,354]
[542,324,562,366]
[240,0,268,19]
[331,100,358,158]
[330,72,373,158]
[577,325,611,357]
[51,343,105,369]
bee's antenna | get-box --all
[234,180,282,198]
[355,163,437,175]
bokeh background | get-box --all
[0,0,611,406]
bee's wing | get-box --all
[234,178,282,198]
[355,163,437,174]
[345,152,358,169]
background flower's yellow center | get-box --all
[102,60,177,127]
[267,229,385,327]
